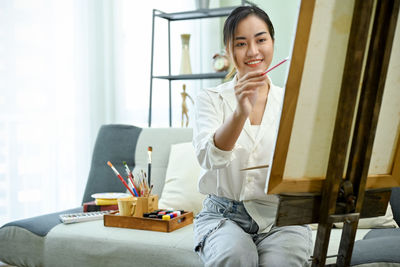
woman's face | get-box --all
[230,15,274,78]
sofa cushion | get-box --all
[132,127,193,198]
[158,142,205,215]
[334,203,399,229]
[43,220,203,267]
[82,124,142,204]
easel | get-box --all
[274,0,400,266]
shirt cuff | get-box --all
[205,135,235,169]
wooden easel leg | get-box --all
[337,217,359,266]
[337,220,358,266]
[312,223,333,267]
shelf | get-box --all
[149,2,249,126]
[154,6,238,21]
[153,72,228,80]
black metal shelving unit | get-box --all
[153,72,228,80]
[148,1,249,127]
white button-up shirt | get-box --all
[193,76,284,233]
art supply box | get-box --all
[104,194,193,232]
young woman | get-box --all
[193,5,312,267]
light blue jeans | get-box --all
[193,195,313,267]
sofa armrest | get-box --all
[0,207,82,267]
[390,187,400,226]
[0,207,82,236]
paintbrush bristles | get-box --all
[107,161,118,174]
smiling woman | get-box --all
[192,4,312,267]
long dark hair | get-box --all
[223,5,275,79]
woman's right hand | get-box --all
[234,70,268,117]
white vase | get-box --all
[195,0,210,9]
[180,34,192,75]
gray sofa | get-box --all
[0,124,399,267]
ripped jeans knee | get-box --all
[194,218,227,253]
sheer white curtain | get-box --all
[0,0,105,226]
[0,0,223,226]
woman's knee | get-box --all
[260,251,310,267]
[204,241,258,267]
[257,225,312,267]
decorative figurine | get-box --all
[181,84,194,127]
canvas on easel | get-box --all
[265,0,400,195]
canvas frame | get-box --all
[267,0,400,194]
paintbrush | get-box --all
[147,146,152,186]
[260,57,289,76]
[107,161,136,197]
[122,161,139,196]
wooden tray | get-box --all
[104,211,193,232]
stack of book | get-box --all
[83,200,118,212]
[83,192,131,212]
